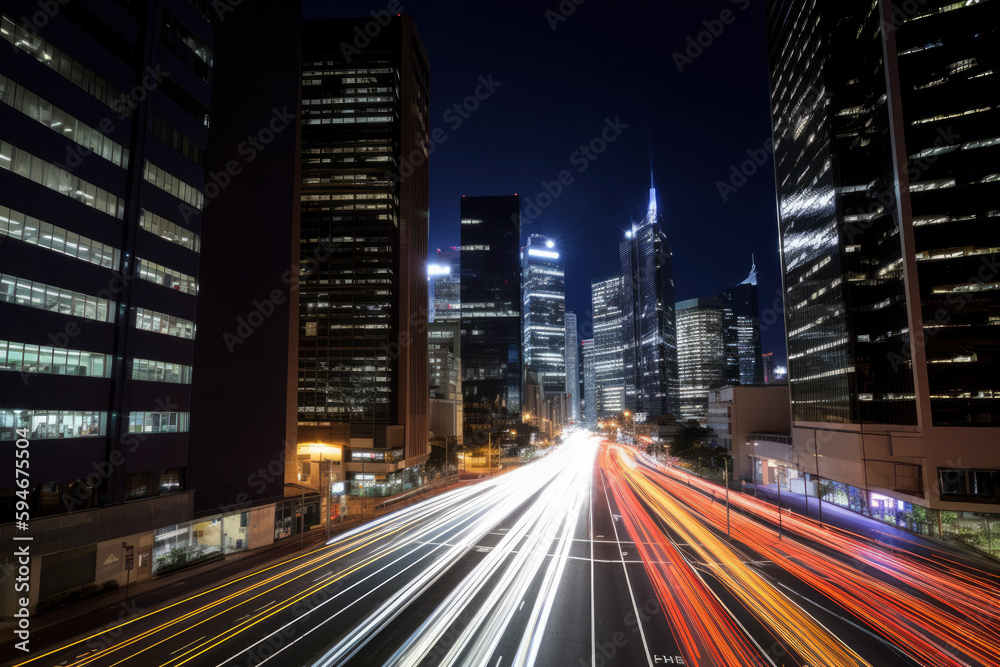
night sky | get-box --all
[305,0,787,365]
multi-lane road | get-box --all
[9,432,1000,666]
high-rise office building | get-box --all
[761,352,776,385]
[583,338,596,423]
[521,234,565,396]
[564,311,580,423]
[460,195,521,437]
[428,320,462,448]
[429,246,460,322]
[0,0,215,603]
[298,18,430,473]
[676,298,727,424]
[591,274,625,417]
[767,0,1000,513]
[718,260,764,386]
[619,175,679,418]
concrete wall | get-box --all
[792,421,1000,512]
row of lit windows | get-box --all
[0,340,109,378]
[139,209,200,252]
[0,273,113,322]
[137,257,198,295]
[128,411,189,434]
[0,204,119,269]
[0,73,127,167]
[0,15,125,112]
[132,358,193,384]
[304,116,392,125]
[0,409,105,440]
[144,161,204,210]
[0,141,123,218]
[136,308,195,340]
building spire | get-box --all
[741,254,758,286]
[647,170,657,221]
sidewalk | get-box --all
[743,482,999,569]
[0,479,471,656]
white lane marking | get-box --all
[600,468,654,667]
[590,449,597,667]
[519,600,525,611]
[254,600,275,612]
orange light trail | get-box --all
[603,444,1000,667]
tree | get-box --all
[668,421,727,469]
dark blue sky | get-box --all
[305,0,788,365]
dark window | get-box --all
[125,472,155,500]
[971,470,998,497]
[939,467,1000,498]
[65,477,103,510]
[32,482,64,517]
[153,116,205,166]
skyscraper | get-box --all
[521,234,566,396]
[583,338,596,423]
[676,298,727,424]
[761,352,776,385]
[0,0,213,600]
[591,274,625,417]
[767,0,1000,514]
[298,18,430,470]
[564,311,581,423]
[429,246,460,322]
[460,195,521,437]
[718,259,764,386]
[619,175,679,418]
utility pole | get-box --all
[323,454,330,542]
[777,468,783,541]
[814,441,823,526]
[724,463,731,540]
[299,485,305,550]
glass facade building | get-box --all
[676,298,727,424]
[591,274,625,417]
[460,195,522,436]
[521,235,566,396]
[0,1,211,521]
[564,311,581,423]
[768,0,916,425]
[429,246,460,322]
[718,261,765,386]
[619,177,679,418]
[583,338,596,423]
[767,0,1000,513]
[298,18,430,464]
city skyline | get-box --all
[306,0,790,366]
[3,2,999,665]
